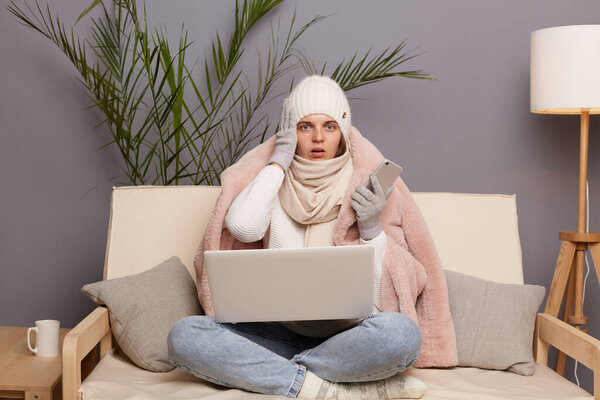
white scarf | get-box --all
[278,149,354,247]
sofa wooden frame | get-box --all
[62,307,600,399]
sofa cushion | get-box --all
[81,256,201,372]
[445,270,545,375]
[79,349,592,400]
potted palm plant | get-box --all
[8,0,433,186]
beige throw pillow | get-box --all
[81,256,201,372]
[444,270,545,375]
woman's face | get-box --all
[295,114,342,161]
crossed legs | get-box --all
[167,312,421,398]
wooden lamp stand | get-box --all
[544,111,600,375]
[531,24,600,377]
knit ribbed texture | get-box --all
[297,370,428,399]
[287,75,351,138]
[225,166,285,243]
[371,233,386,311]
[269,151,294,170]
[358,221,383,240]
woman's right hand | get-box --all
[268,98,298,171]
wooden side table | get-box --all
[0,326,70,400]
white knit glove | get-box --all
[268,98,298,170]
[351,174,393,240]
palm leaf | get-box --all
[76,0,103,22]
[8,0,434,187]
[327,42,434,92]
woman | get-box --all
[168,75,457,399]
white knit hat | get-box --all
[285,75,351,138]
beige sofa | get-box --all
[63,186,600,399]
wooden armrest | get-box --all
[535,312,600,399]
[62,306,113,400]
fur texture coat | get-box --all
[193,126,458,368]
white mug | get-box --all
[27,320,60,357]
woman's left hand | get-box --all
[351,174,393,240]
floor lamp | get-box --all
[531,25,600,376]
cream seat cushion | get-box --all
[80,349,592,400]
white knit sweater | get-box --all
[225,164,386,312]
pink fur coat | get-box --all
[193,126,458,368]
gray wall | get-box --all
[2,0,600,392]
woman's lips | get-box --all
[310,148,325,158]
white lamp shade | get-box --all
[531,25,600,114]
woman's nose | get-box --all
[312,128,324,142]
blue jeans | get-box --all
[167,312,421,398]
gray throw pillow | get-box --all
[81,256,201,372]
[444,270,545,375]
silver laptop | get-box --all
[204,245,374,323]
